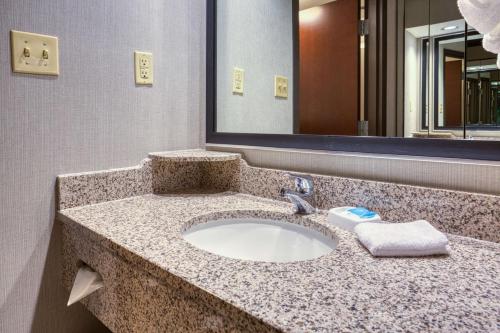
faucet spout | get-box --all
[280,173,316,215]
[281,191,316,215]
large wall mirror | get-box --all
[206,0,500,160]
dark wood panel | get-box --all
[444,60,463,127]
[299,0,359,135]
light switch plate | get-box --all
[274,75,288,98]
[232,67,244,94]
[134,51,153,85]
[10,30,59,76]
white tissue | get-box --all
[67,265,104,306]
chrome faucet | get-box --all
[280,173,316,215]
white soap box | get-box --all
[328,207,382,232]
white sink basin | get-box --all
[182,218,337,263]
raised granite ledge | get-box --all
[151,158,241,194]
[149,149,241,162]
[56,150,241,210]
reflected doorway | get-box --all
[298,0,360,135]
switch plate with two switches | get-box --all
[10,30,59,75]
[274,75,288,98]
[134,51,153,85]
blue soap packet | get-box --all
[347,207,377,219]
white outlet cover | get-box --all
[134,51,153,85]
[10,30,59,76]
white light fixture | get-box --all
[442,25,458,31]
[299,6,322,24]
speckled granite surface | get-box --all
[151,158,240,194]
[61,213,279,333]
[59,192,500,333]
[239,160,500,243]
[57,158,152,210]
[57,150,500,242]
[149,149,241,162]
[57,150,500,332]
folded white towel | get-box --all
[483,24,500,53]
[458,0,500,56]
[457,0,500,35]
[354,220,450,257]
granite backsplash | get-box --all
[56,150,500,242]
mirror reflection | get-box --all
[465,28,500,137]
[215,0,500,140]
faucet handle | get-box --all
[285,173,314,196]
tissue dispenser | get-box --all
[67,265,104,306]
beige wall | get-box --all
[0,1,205,332]
[206,144,500,195]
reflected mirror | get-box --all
[465,27,500,138]
[213,0,500,141]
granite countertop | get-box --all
[58,192,500,333]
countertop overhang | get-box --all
[58,191,500,333]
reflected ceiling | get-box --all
[299,0,336,11]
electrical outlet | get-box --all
[10,30,59,75]
[274,75,288,98]
[232,67,244,94]
[134,51,153,85]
